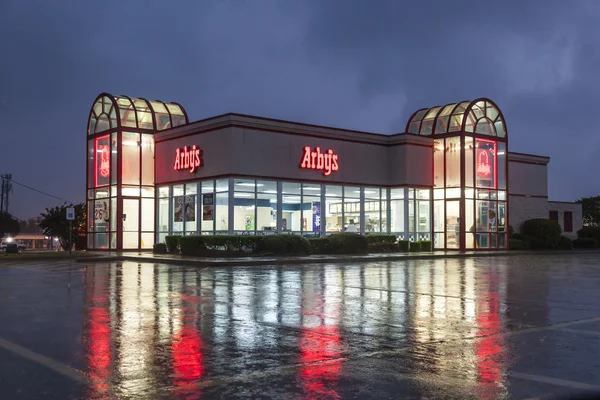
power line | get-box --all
[11,179,73,204]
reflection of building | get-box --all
[86,95,581,250]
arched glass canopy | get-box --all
[406,98,506,138]
[87,93,188,135]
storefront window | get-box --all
[201,180,215,233]
[364,188,381,233]
[390,188,404,235]
[257,192,277,233]
[158,198,169,233]
[445,136,461,187]
[122,132,140,185]
[123,198,139,249]
[465,136,474,187]
[446,200,460,249]
[172,185,184,232]
[325,185,343,233]
[344,186,360,232]
[215,192,229,232]
[184,184,197,233]
[282,182,302,232]
[234,190,255,232]
[498,142,506,190]
[433,139,444,188]
[141,134,154,186]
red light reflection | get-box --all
[299,326,342,399]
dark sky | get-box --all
[1,1,598,219]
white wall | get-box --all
[548,202,583,238]
[509,196,549,232]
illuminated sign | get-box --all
[300,146,339,176]
[94,135,110,187]
[476,150,492,178]
[174,145,203,173]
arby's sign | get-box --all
[476,150,492,178]
[299,146,339,176]
[174,145,203,173]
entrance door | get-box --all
[122,198,140,249]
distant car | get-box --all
[0,241,26,251]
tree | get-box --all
[39,203,86,251]
[0,211,20,238]
[576,196,600,227]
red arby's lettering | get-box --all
[300,146,339,176]
[476,150,492,178]
[174,145,203,173]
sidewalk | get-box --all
[80,250,534,267]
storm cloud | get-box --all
[0,0,597,218]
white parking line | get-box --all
[0,337,88,383]
[556,327,600,336]
[510,371,600,391]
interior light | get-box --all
[363,191,377,194]
[263,190,277,194]
[235,193,254,197]
[303,187,320,191]
[6,237,13,243]
[236,183,264,187]
[122,141,140,147]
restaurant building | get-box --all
[86,93,582,251]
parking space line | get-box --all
[556,327,600,336]
[0,337,88,383]
[510,371,600,391]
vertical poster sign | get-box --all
[94,135,110,187]
[475,138,497,189]
[245,215,254,231]
[174,196,184,222]
[202,193,214,221]
[184,195,196,222]
[312,201,321,232]
[94,200,110,224]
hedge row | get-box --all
[159,234,433,256]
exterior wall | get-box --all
[155,117,433,188]
[508,196,549,232]
[548,201,583,238]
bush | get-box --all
[398,240,410,252]
[257,234,311,255]
[4,243,18,254]
[512,233,526,241]
[165,235,181,254]
[203,235,261,252]
[179,236,206,256]
[419,241,432,251]
[522,235,547,250]
[153,243,167,254]
[74,235,87,251]
[366,234,398,245]
[573,238,598,249]
[509,238,528,250]
[368,242,400,253]
[577,226,600,243]
[308,238,330,254]
[522,219,562,249]
[328,233,369,254]
[409,241,421,252]
[558,236,573,250]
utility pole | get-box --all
[0,174,12,214]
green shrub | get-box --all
[153,243,167,254]
[398,240,410,252]
[522,219,562,249]
[409,241,421,252]
[4,243,18,254]
[573,238,598,249]
[165,235,181,253]
[368,242,400,253]
[74,235,87,251]
[328,233,369,254]
[308,238,330,254]
[558,236,573,250]
[509,238,528,250]
[522,235,547,250]
[179,236,206,256]
[419,241,432,251]
[508,225,515,238]
[366,234,398,245]
[512,233,526,241]
[203,235,261,252]
[577,227,600,243]
[257,234,311,255]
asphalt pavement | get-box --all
[0,254,599,399]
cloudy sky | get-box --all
[0,0,598,219]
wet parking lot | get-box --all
[1,254,600,399]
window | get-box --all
[549,210,559,222]
[364,188,382,233]
[390,188,404,235]
[302,183,321,236]
[283,182,302,232]
[445,137,461,187]
[325,185,343,233]
[564,211,573,232]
